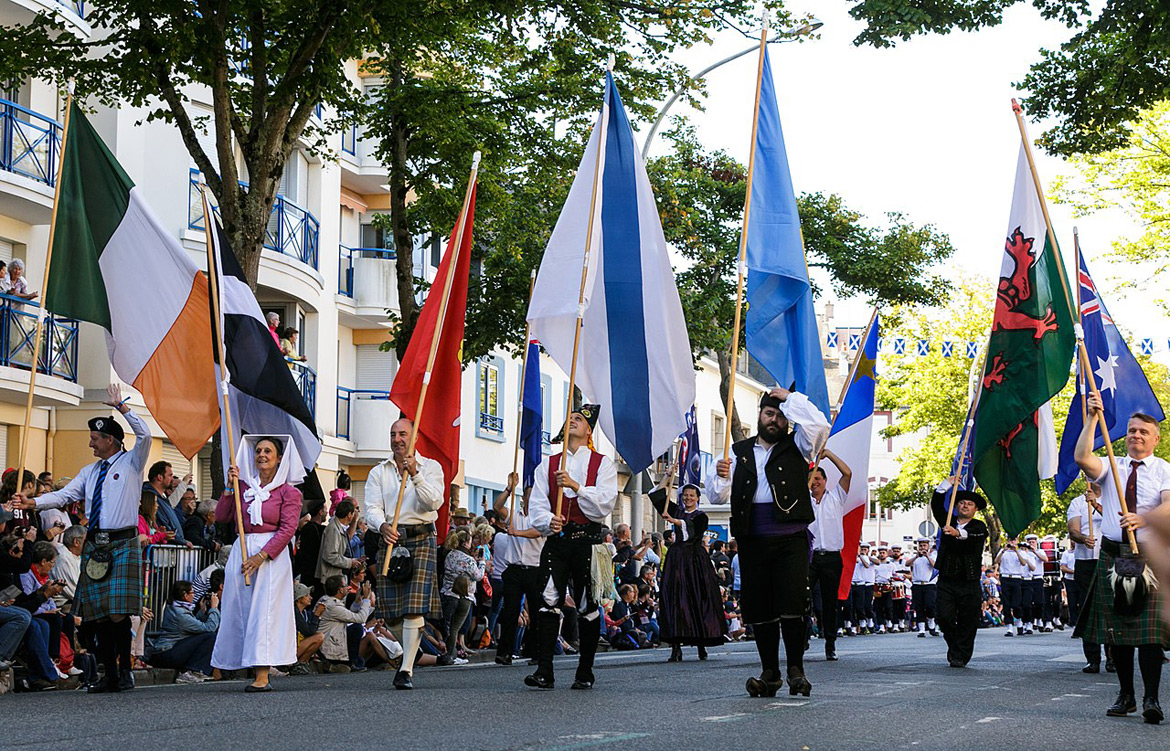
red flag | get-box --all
[389,183,476,543]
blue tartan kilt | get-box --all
[76,536,142,621]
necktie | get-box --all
[1124,460,1142,515]
[90,460,111,531]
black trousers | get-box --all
[1072,559,1103,662]
[534,535,600,682]
[912,583,937,621]
[496,564,545,659]
[1043,579,1062,622]
[1027,579,1044,622]
[937,578,981,665]
[874,587,893,625]
[808,551,843,644]
[1001,577,1024,622]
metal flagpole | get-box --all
[722,17,769,463]
[553,55,614,521]
[509,269,537,521]
[381,151,480,576]
[201,184,251,585]
[16,90,74,492]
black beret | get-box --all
[88,416,125,443]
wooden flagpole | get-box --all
[382,151,480,576]
[553,55,614,520]
[1072,227,1094,542]
[16,91,73,493]
[807,307,878,488]
[1011,100,1133,554]
[509,268,537,521]
[722,18,769,462]
[200,184,251,585]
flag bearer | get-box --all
[929,477,988,668]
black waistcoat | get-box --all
[729,435,813,538]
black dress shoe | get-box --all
[570,679,594,690]
[244,683,272,693]
[1082,663,1101,674]
[494,655,513,666]
[948,658,967,668]
[668,645,682,663]
[1106,657,1116,673]
[117,670,135,692]
[87,676,118,694]
[435,654,455,666]
[1106,693,1137,716]
[745,671,783,698]
[825,646,838,661]
[1143,697,1164,725]
[787,667,812,697]
[697,645,708,661]
[393,671,414,690]
[524,672,554,690]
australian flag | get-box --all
[677,406,701,492]
[1054,253,1165,494]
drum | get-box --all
[875,583,893,598]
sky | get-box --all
[636,2,1164,351]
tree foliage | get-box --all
[847,1,1170,157]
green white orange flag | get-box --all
[971,145,1075,537]
[45,102,218,457]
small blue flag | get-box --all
[520,341,543,489]
[677,406,701,493]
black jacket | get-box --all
[930,488,987,582]
[728,435,813,538]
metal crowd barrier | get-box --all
[143,544,214,636]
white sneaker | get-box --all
[67,666,84,676]
[453,657,469,665]
[55,666,69,680]
[269,667,289,678]
[175,671,202,684]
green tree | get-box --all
[846,1,1170,156]
[648,123,956,439]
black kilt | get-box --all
[736,532,810,624]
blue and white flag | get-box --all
[894,338,906,355]
[743,47,830,417]
[942,341,954,357]
[519,340,543,489]
[526,71,695,474]
[1054,253,1164,494]
[677,405,701,492]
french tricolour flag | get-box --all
[825,315,879,600]
[527,70,695,473]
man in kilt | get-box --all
[18,384,150,693]
[711,387,830,699]
[1074,394,1170,724]
[363,417,445,691]
[525,404,618,690]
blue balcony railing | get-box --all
[0,99,62,188]
[338,245,396,298]
[336,387,391,440]
[189,169,319,270]
[341,123,357,156]
[479,412,504,434]
[58,0,85,16]
[0,294,79,382]
[288,360,316,418]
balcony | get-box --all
[287,360,316,418]
[0,98,61,223]
[188,169,320,270]
[338,125,388,195]
[0,294,83,406]
[479,412,504,434]
[336,245,400,326]
[0,1,89,36]
[336,387,395,458]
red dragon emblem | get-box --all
[998,411,1040,459]
[993,227,1059,340]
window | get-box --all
[866,480,893,521]
[476,356,505,442]
[711,412,725,456]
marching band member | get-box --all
[907,537,938,637]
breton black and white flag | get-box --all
[206,206,323,489]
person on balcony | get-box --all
[280,327,307,363]
[1,258,38,304]
[266,311,281,347]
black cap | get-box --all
[551,404,602,443]
[88,416,125,443]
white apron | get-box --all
[211,532,296,670]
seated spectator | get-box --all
[19,541,76,677]
[438,529,483,665]
[2,258,38,303]
[137,491,174,546]
[634,584,659,646]
[51,525,85,608]
[723,589,745,641]
[317,574,374,672]
[292,582,324,674]
[184,500,220,553]
[607,584,648,650]
[146,580,219,683]
[1,583,31,674]
[0,532,60,688]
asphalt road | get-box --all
[1,629,1165,751]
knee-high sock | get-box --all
[97,621,118,678]
[1112,645,1136,696]
[752,621,781,677]
[400,616,424,674]
[781,617,805,672]
[115,618,132,673]
[1138,644,1163,700]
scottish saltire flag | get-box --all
[967,341,978,358]
[1054,254,1164,494]
[826,315,879,600]
[942,341,954,357]
[1141,339,1154,355]
[894,339,906,355]
[826,332,838,349]
[520,341,543,489]
[527,71,695,473]
[917,340,929,356]
[677,406,701,491]
[743,47,830,417]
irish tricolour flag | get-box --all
[826,316,878,600]
[45,103,219,457]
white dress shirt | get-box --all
[999,549,1029,577]
[363,454,445,528]
[910,554,937,583]
[501,508,545,568]
[711,392,830,505]
[1090,454,1170,544]
[1059,549,1076,580]
[857,556,877,584]
[35,410,151,531]
[1066,494,1103,560]
[528,446,618,536]
[875,561,895,584]
[810,484,847,551]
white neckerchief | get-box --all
[235,434,304,526]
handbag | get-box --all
[386,544,414,584]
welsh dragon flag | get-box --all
[971,145,1075,537]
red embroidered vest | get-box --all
[548,450,604,524]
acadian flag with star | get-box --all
[971,145,1075,537]
[45,102,219,457]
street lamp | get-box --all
[640,18,823,160]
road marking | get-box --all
[976,717,1002,724]
[536,733,652,750]
[1048,653,1089,663]
[700,713,749,723]
[766,701,807,708]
